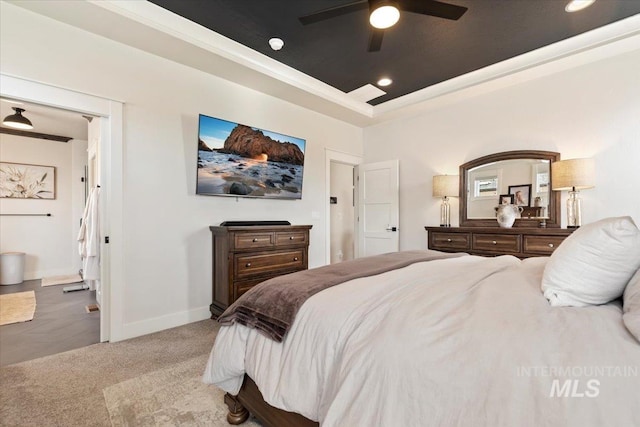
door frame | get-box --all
[325,149,362,265]
[0,73,124,342]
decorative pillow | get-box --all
[541,216,640,307]
[623,268,640,341]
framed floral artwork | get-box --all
[0,162,56,199]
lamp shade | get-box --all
[433,175,459,198]
[551,158,595,191]
[3,107,33,130]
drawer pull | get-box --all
[447,238,452,242]
[252,238,258,242]
[289,236,294,240]
[492,240,497,245]
[245,263,251,268]
[293,257,299,261]
[548,243,554,248]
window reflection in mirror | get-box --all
[466,159,550,219]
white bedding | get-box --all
[203,255,640,427]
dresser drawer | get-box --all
[523,235,566,255]
[275,231,308,246]
[430,232,470,250]
[233,277,268,300]
[234,232,274,249]
[235,249,305,279]
[472,233,520,253]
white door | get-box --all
[357,160,399,257]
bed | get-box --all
[203,218,640,427]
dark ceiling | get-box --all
[149,0,640,105]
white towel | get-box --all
[78,187,101,285]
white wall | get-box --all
[364,49,640,250]
[0,134,87,279]
[0,4,363,337]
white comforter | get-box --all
[203,255,640,427]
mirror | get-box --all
[460,151,561,228]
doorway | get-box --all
[0,100,99,365]
[329,162,355,264]
[1,73,124,343]
[325,149,362,265]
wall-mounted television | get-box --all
[196,114,306,199]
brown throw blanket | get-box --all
[217,250,467,342]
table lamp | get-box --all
[551,158,595,228]
[433,175,459,227]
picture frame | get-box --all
[498,194,514,205]
[508,184,532,207]
[0,162,56,199]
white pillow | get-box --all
[623,268,640,341]
[541,216,640,307]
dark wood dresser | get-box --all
[424,226,574,258]
[209,224,312,318]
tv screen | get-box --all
[196,114,306,199]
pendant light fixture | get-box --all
[3,107,34,130]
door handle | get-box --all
[386,226,397,232]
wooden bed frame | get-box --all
[225,374,319,427]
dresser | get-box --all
[209,224,312,318]
[424,226,574,258]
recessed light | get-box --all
[565,0,596,12]
[377,78,392,87]
[369,4,400,29]
[268,37,284,51]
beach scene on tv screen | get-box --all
[197,115,305,199]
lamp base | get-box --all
[566,190,582,228]
[440,197,451,228]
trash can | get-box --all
[0,252,25,285]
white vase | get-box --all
[496,204,522,228]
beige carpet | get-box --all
[41,274,83,287]
[0,290,36,326]
[104,354,261,427]
[0,320,262,426]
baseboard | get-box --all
[112,305,211,342]
[24,268,80,281]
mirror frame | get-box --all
[459,150,561,228]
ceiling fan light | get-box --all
[2,107,33,130]
[565,0,596,12]
[370,5,400,29]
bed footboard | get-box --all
[225,374,319,427]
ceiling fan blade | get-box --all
[368,29,384,52]
[399,0,468,20]
[299,1,369,25]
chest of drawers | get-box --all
[424,226,574,258]
[209,224,312,318]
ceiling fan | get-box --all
[299,0,468,52]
